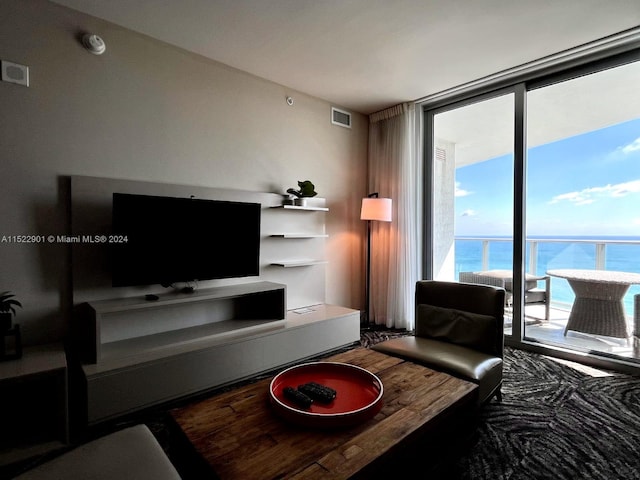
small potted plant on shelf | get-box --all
[286,180,318,206]
[0,291,21,332]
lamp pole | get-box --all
[365,212,373,324]
[360,193,392,325]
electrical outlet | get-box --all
[1,60,29,87]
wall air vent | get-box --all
[331,107,352,129]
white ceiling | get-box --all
[51,0,640,115]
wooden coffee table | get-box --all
[169,347,478,479]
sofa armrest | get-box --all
[15,425,181,480]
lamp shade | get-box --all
[360,197,392,222]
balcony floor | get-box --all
[505,304,639,362]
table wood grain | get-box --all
[169,347,478,479]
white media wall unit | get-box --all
[70,176,360,425]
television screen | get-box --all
[110,193,261,287]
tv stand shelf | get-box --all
[98,318,287,365]
[78,300,360,426]
[69,180,353,427]
[75,281,286,365]
[87,282,283,313]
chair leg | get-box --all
[544,276,551,322]
[495,389,502,402]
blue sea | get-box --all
[455,236,640,314]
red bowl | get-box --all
[269,361,384,428]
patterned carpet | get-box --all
[451,347,640,480]
[361,328,640,480]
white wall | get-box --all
[0,0,368,345]
[432,140,456,281]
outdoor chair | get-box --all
[459,270,550,321]
[372,280,505,405]
[634,294,640,356]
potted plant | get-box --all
[286,180,318,206]
[0,291,21,332]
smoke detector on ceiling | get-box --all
[82,34,106,55]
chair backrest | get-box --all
[415,280,506,357]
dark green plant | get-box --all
[0,291,22,317]
[286,180,318,198]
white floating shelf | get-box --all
[270,260,328,268]
[270,233,329,238]
[270,205,329,212]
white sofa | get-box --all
[15,425,181,480]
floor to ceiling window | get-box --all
[430,92,516,335]
[524,59,640,361]
[423,47,640,371]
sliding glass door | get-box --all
[424,51,640,369]
[524,59,640,360]
[429,91,517,335]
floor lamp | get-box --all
[360,193,392,324]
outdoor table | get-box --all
[546,269,640,339]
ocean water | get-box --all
[455,236,640,314]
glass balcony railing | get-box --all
[455,236,640,315]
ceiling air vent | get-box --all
[331,107,352,129]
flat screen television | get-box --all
[110,193,261,287]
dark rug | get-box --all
[450,346,640,480]
[362,327,640,480]
[363,328,640,480]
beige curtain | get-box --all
[367,103,420,330]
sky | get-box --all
[455,117,640,237]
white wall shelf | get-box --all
[269,205,329,212]
[270,260,328,268]
[269,233,329,238]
